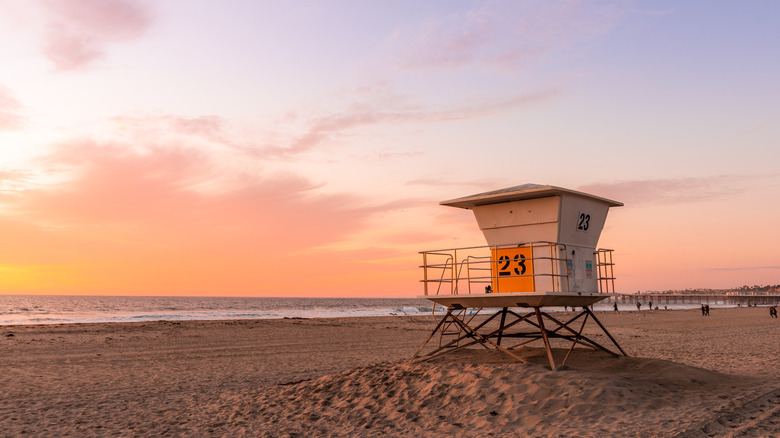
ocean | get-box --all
[0,295,440,325]
[0,294,745,325]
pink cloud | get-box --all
[166,115,223,139]
[0,85,25,130]
[42,22,104,70]
[577,175,772,206]
[40,0,153,70]
[111,114,228,145]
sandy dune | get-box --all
[212,352,775,437]
[0,307,778,436]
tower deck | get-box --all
[419,291,611,309]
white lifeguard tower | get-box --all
[413,184,627,370]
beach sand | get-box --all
[1,307,778,436]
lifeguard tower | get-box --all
[413,184,627,370]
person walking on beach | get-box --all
[705,304,710,316]
[770,306,777,318]
[614,303,618,311]
[636,302,641,311]
[649,300,653,310]
[701,304,706,316]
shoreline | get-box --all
[1,301,772,327]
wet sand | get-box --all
[1,307,778,436]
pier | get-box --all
[610,293,780,307]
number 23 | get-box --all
[577,213,590,231]
[498,254,526,276]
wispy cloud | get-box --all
[389,0,623,72]
[110,114,230,145]
[39,0,153,70]
[257,89,558,158]
[108,84,556,162]
[578,174,777,206]
[708,266,780,272]
[0,169,32,191]
[0,85,25,130]
[738,119,775,138]
[405,177,499,191]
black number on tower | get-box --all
[577,213,591,231]
[514,254,526,275]
[498,255,511,276]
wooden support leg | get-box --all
[448,313,530,365]
[413,308,507,363]
[560,312,590,368]
[414,305,626,371]
[412,308,452,360]
[585,307,628,356]
[496,307,508,346]
[535,307,557,371]
[541,310,621,357]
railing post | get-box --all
[492,245,498,293]
[609,250,615,293]
[565,247,570,293]
[452,249,458,295]
[466,257,471,294]
[594,250,609,293]
[422,252,428,296]
[548,243,554,292]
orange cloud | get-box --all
[0,169,32,191]
[0,139,420,295]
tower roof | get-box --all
[440,183,623,209]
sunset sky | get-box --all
[0,0,778,297]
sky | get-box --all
[0,0,778,297]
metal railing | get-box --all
[420,242,617,295]
[420,241,568,295]
[596,249,616,293]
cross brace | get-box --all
[412,305,627,371]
